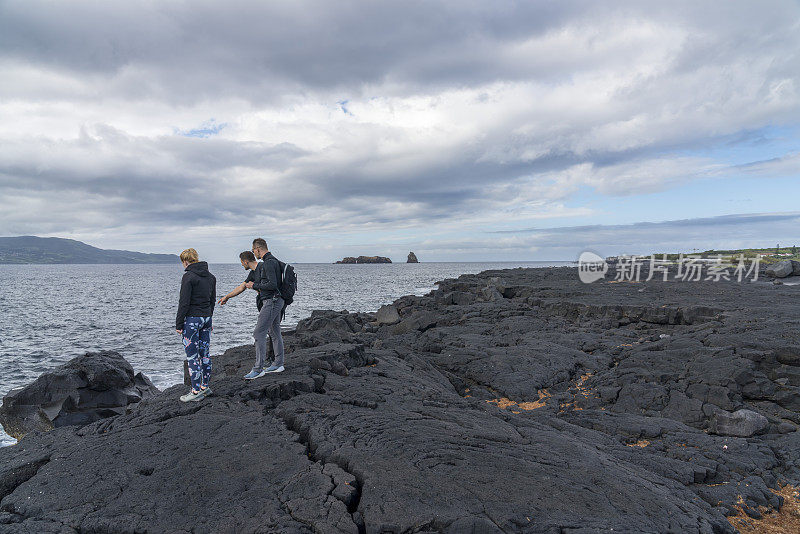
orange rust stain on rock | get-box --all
[626,440,650,448]
[559,373,600,412]
[518,389,550,410]
[728,485,800,534]
[486,397,517,409]
[486,390,550,412]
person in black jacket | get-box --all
[176,248,217,402]
[217,251,259,307]
[243,238,285,379]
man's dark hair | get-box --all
[239,251,256,262]
[252,238,268,250]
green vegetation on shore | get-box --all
[649,245,799,264]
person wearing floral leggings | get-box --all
[183,316,213,393]
[175,248,216,402]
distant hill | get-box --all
[0,236,179,264]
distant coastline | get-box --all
[0,236,178,264]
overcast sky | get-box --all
[1,0,798,262]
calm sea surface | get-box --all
[0,261,571,446]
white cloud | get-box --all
[0,1,798,259]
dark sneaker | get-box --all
[180,390,204,402]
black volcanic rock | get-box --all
[407,251,418,263]
[709,409,769,437]
[765,259,795,278]
[335,256,391,264]
[3,267,800,532]
[375,304,400,325]
[0,351,158,440]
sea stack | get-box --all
[407,251,419,263]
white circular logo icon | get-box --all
[578,251,608,283]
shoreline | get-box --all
[0,262,576,396]
[3,265,800,532]
[0,262,573,450]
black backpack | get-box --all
[274,259,297,307]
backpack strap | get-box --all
[269,256,284,298]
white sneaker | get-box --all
[265,364,285,373]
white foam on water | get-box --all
[1,429,17,447]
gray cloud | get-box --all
[0,1,799,260]
[0,1,585,100]
[410,212,800,261]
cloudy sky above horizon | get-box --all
[1,0,799,262]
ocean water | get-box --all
[0,261,571,446]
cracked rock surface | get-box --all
[2,267,800,533]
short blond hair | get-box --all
[180,248,199,263]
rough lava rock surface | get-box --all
[2,267,800,533]
[0,351,158,440]
[764,260,795,278]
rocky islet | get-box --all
[335,256,392,264]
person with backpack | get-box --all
[217,250,277,362]
[243,238,287,378]
[175,248,217,401]
[217,251,260,308]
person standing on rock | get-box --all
[218,250,277,363]
[176,248,217,402]
[243,238,285,379]
[217,251,260,307]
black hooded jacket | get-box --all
[176,261,217,329]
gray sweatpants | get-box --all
[253,296,284,371]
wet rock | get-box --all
[0,351,158,440]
